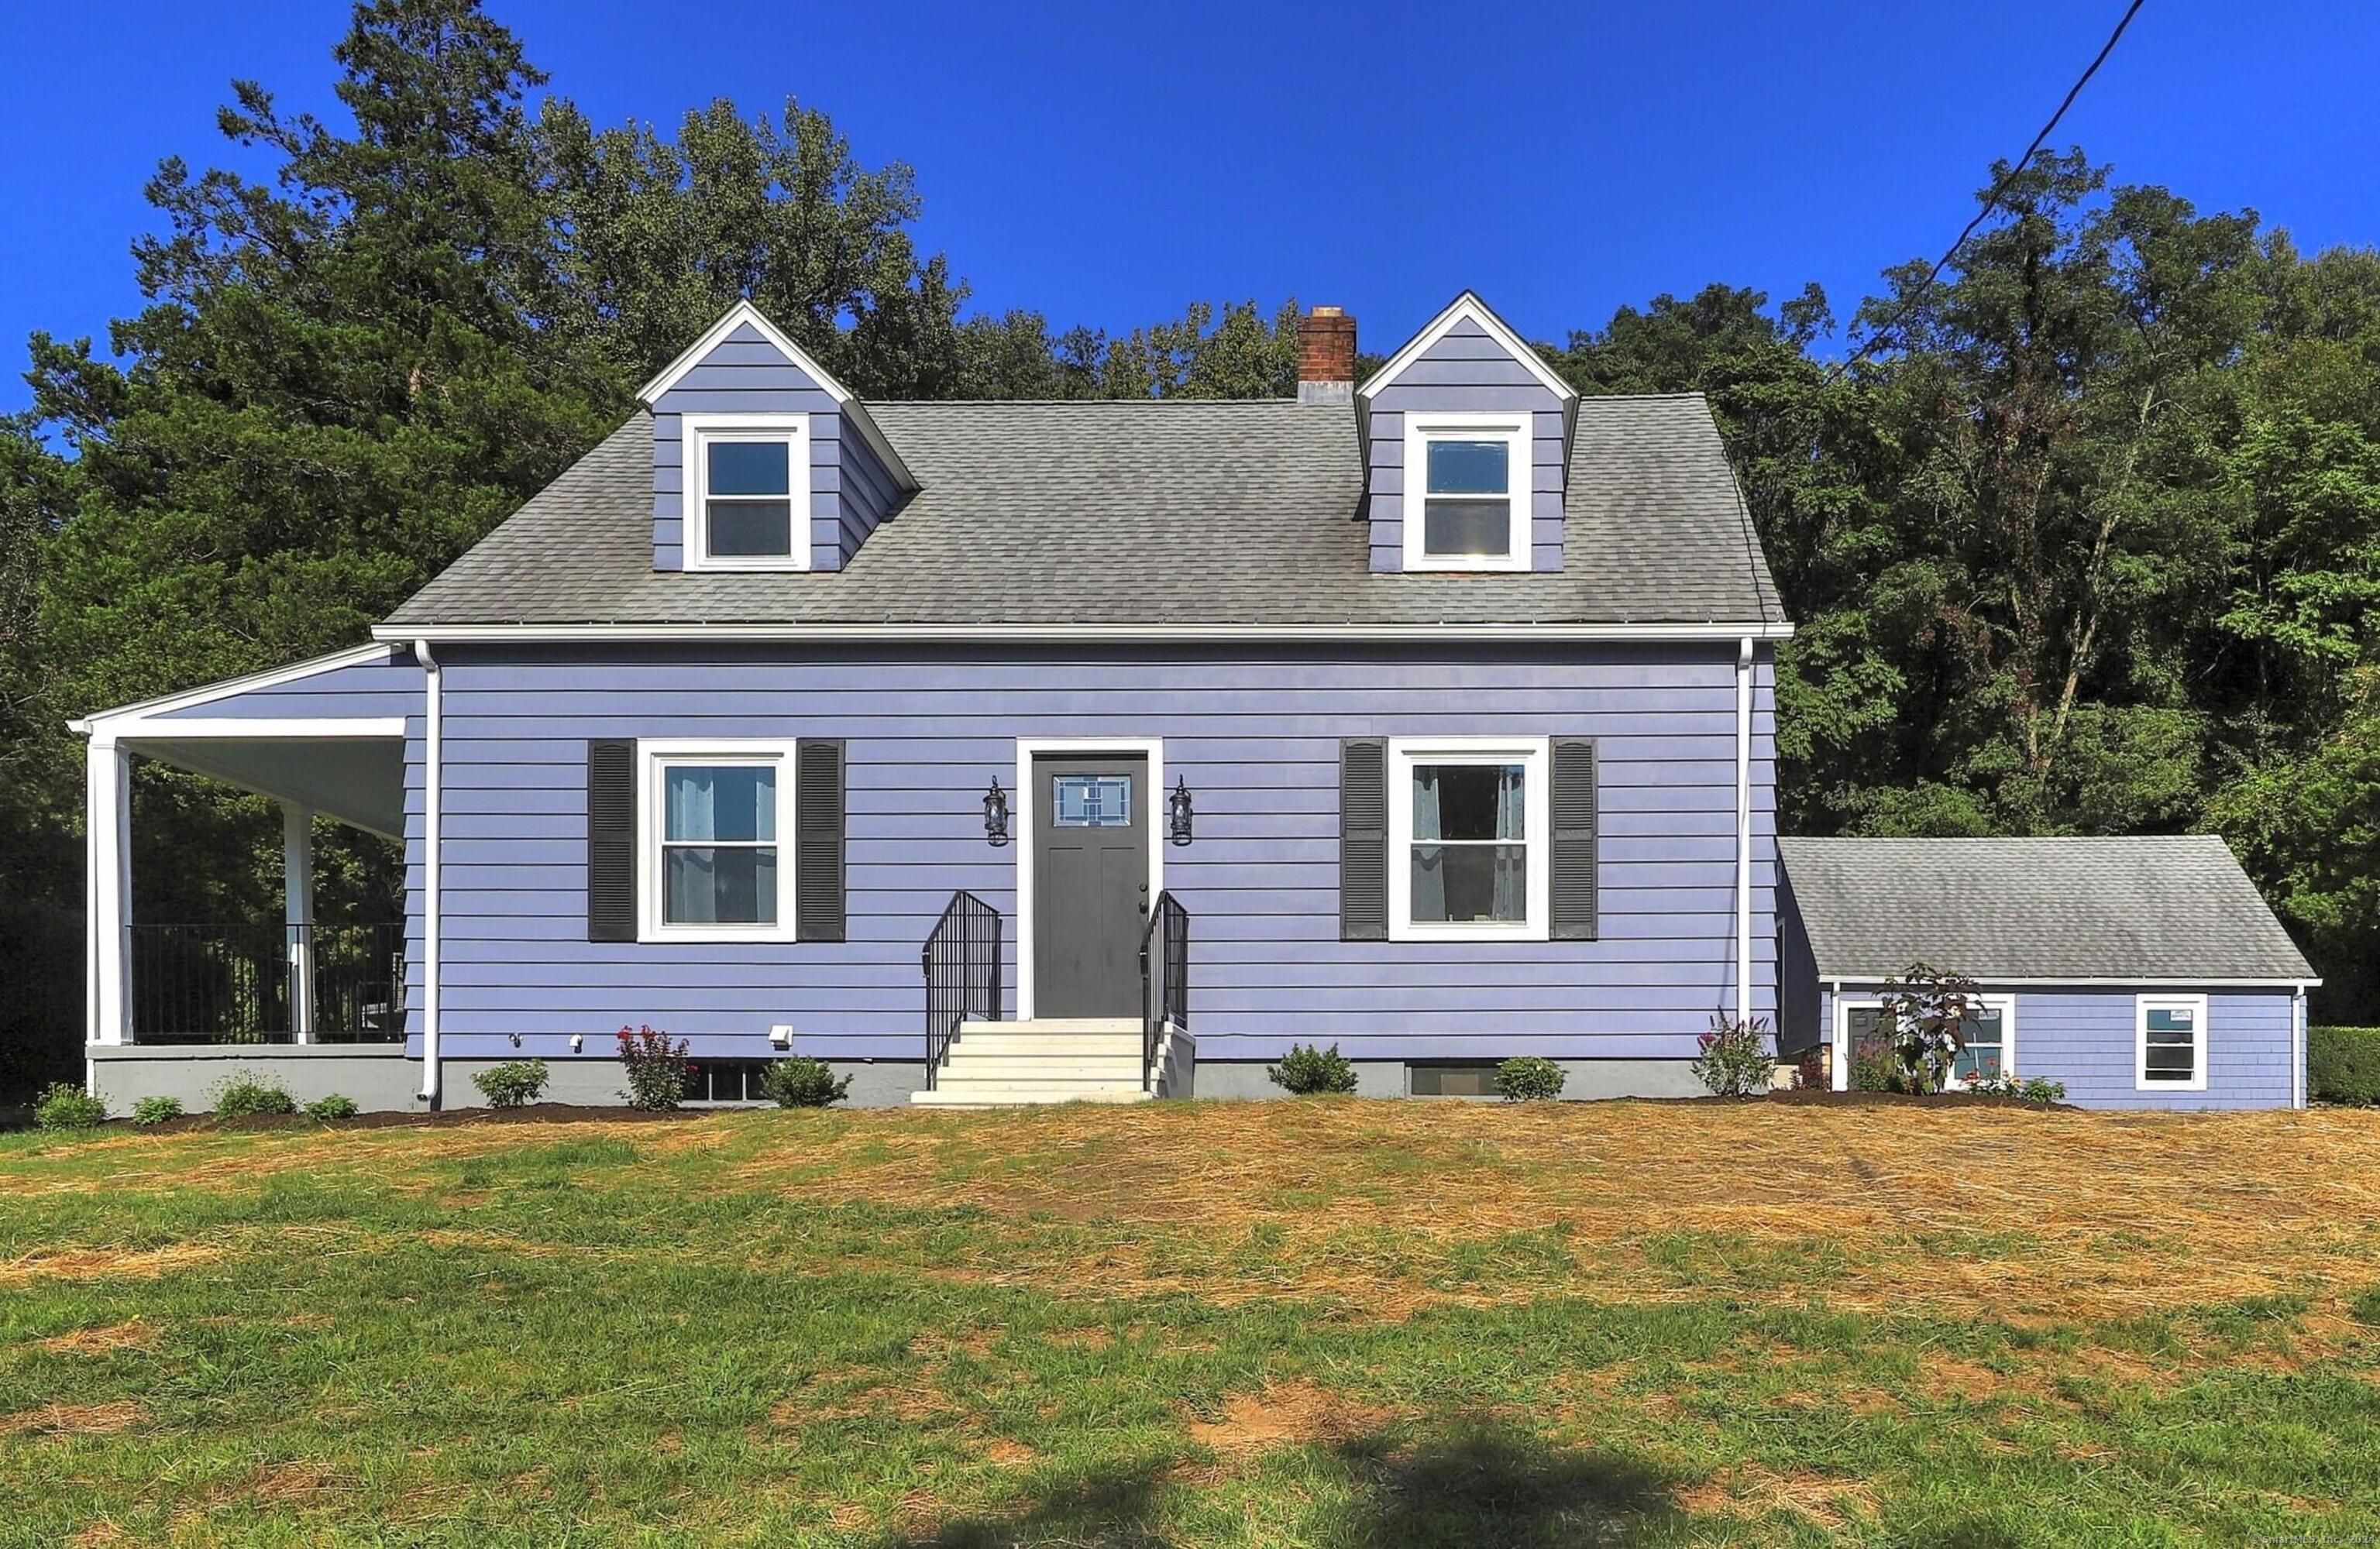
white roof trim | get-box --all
[1825,975,2323,990]
[635,300,916,490]
[1357,290,1577,405]
[106,717,408,743]
[69,643,403,734]
[376,621,1794,644]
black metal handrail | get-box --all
[126,922,406,1044]
[920,891,1001,1090]
[1139,891,1188,1091]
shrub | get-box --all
[757,1056,851,1108]
[212,1075,298,1119]
[2310,1026,2380,1106]
[1692,1015,1774,1097]
[306,1094,359,1121]
[1267,1042,1359,1095]
[33,1084,108,1132]
[130,1094,184,1127]
[474,1059,550,1110]
[1964,1072,2069,1106]
[616,1025,692,1111]
[1877,963,1982,1094]
[1494,1056,1567,1102]
[1794,1046,1827,1091]
[1851,1035,1901,1093]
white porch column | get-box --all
[284,802,315,1044]
[86,737,131,1046]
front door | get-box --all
[1032,754,1150,1018]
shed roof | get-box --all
[1776,836,2316,983]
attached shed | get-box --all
[1776,836,2317,1109]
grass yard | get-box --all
[5,1099,2380,1546]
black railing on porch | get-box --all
[920,891,1001,1090]
[1139,891,1188,1091]
[127,922,407,1044]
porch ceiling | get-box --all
[120,733,406,840]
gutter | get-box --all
[414,640,442,1106]
[373,621,1797,646]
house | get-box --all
[1777,836,2319,1108]
[73,291,1792,1111]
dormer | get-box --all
[1355,293,1578,574]
[638,301,916,573]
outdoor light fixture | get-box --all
[1168,774,1195,846]
[983,777,1010,847]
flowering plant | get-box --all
[1876,963,1979,1094]
[616,1025,692,1111]
[1692,1015,1774,1097]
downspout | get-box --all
[1735,636,1754,1030]
[414,640,442,1105]
[1829,980,1849,1091]
[2292,982,2309,1110]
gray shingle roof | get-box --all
[386,395,1783,627]
[1777,836,2315,982]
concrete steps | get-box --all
[910,1018,1152,1107]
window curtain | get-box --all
[1411,768,1445,921]
[1491,764,1525,920]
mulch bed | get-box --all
[1756,1087,2077,1110]
[115,1104,706,1135]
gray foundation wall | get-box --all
[1189,1058,1704,1101]
[88,1045,423,1113]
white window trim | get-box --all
[1401,412,1532,572]
[682,412,812,573]
[1832,991,2018,1089]
[2136,992,2210,1093]
[1387,736,1549,943]
[636,739,800,943]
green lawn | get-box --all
[5,1099,2380,1546]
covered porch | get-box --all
[74,644,421,1049]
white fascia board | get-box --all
[68,643,401,735]
[1357,290,1578,406]
[1822,974,2323,990]
[373,621,1797,645]
[635,299,917,493]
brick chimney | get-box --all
[1296,305,1356,404]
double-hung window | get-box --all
[1402,414,1532,571]
[2137,994,2208,1091]
[684,414,810,571]
[1387,737,1549,941]
[639,742,796,940]
[1838,994,2017,1087]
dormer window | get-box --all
[685,414,810,571]
[1402,414,1530,572]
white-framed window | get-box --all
[683,413,810,571]
[1387,737,1549,941]
[2137,993,2209,1091]
[637,740,798,940]
[1401,413,1532,572]
[1836,993,2017,1087]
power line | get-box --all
[1829,0,2148,377]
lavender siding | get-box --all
[151,650,425,720]
[1366,317,1567,573]
[404,642,1777,1066]
[1818,981,2299,1109]
[649,322,898,572]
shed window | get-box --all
[2137,994,2208,1091]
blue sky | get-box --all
[5,1,2376,410]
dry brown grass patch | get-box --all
[0,1244,219,1286]
[1675,1465,1880,1528]
[36,1321,155,1355]
[1186,1378,1405,1456]
[0,1400,148,1437]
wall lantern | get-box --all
[983,777,1011,847]
[1168,774,1195,846]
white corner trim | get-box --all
[2136,991,2210,1093]
[635,300,917,490]
[1385,735,1550,944]
[418,639,442,1103]
[635,739,803,943]
[68,643,401,733]
[1399,412,1532,572]
[679,413,814,573]
[375,622,1797,645]
[1014,737,1164,1022]
[107,717,408,743]
[1357,290,1577,404]
[1735,636,1753,1027]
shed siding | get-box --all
[404,643,1776,1066]
[1367,317,1566,572]
[153,651,425,720]
[649,321,897,572]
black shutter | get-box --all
[587,740,637,943]
[1340,737,1388,941]
[1551,737,1600,941]
[794,739,845,943]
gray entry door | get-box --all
[1032,754,1150,1018]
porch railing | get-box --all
[1139,891,1188,1091]
[920,891,1000,1090]
[127,922,406,1044]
